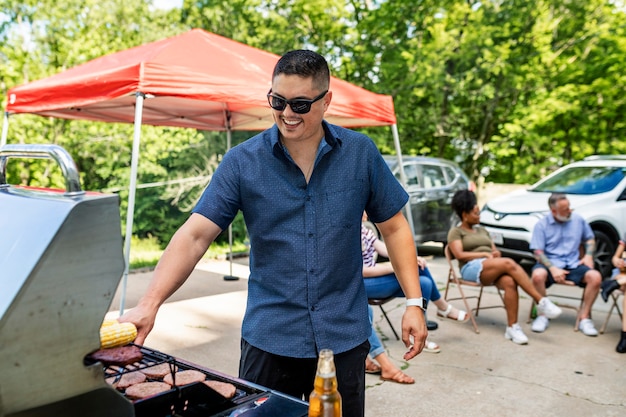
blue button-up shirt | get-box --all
[530,212,595,269]
[193,121,408,358]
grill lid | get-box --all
[0,145,130,416]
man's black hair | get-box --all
[273,50,330,91]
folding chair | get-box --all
[527,286,586,331]
[443,245,505,333]
[527,245,596,331]
[368,297,400,340]
[600,289,624,334]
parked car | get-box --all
[480,156,626,278]
[383,155,475,244]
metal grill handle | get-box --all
[0,144,84,195]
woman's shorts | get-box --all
[460,258,486,283]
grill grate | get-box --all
[84,344,266,416]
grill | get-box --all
[0,144,308,417]
[85,344,307,417]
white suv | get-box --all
[480,156,626,277]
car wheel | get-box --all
[592,230,615,279]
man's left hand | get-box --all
[401,307,427,360]
[581,254,595,269]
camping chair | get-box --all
[443,245,505,333]
[368,297,400,340]
[600,289,624,334]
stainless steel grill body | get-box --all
[0,145,132,416]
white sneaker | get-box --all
[505,323,529,345]
[531,315,549,333]
[537,297,562,319]
[578,318,598,337]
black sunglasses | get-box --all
[267,89,328,114]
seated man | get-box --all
[529,193,602,336]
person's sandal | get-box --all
[437,304,469,323]
[365,359,382,375]
[380,370,415,384]
[423,340,441,353]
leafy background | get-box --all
[2,0,625,250]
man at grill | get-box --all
[120,49,427,417]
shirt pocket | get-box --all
[325,180,367,228]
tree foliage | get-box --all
[2,0,625,247]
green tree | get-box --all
[351,0,626,185]
[3,0,626,249]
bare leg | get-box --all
[579,270,601,319]
[481,257,545,302]
[531,267,549,298]
[492,275,519,326]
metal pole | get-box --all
[223,111,238,281]
[390,124,416,242]
[1,112,9,147]
[119,92,146,314]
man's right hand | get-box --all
[549,266,570,284]
[118,303,158,346]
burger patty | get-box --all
[163,369,206,386]
[204,380,238,399]
[106,370,147,389]
[89,345,143,367]
[140,363,178,379]
[125,381,171,400]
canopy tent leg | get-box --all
[390,124,416,243]
[119,92,146,314]
[223,112,238,281]
[1,112,9,147]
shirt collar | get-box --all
[270,120,341,157]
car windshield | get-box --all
[531,166,626,195]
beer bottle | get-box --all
[308,349,342,417]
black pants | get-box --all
[239,339,369,417]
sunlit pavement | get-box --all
[109,247,625,417]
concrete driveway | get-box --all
[108,247,625,417]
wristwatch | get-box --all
[406,297,426,311]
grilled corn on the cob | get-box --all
[99,320,137,348]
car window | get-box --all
[532,166,626,195]
[400,163,420,186]
[421,164,447,189]
[443,166,458,183]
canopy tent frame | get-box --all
[1,29,413,314]
[1,96,411,313]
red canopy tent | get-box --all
[3,28,397,129]
[1,28,409,311]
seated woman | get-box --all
[447,189,562,345]
[600,235,626,353]
[365,305,415,385]
[362,218,468,355]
